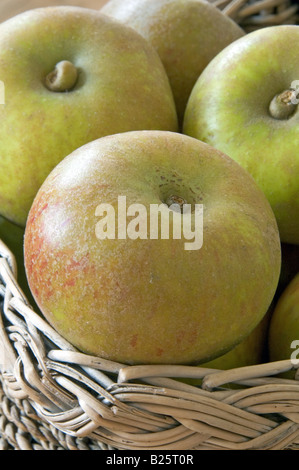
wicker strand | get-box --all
[210,0,299,30]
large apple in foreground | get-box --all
[24,131,281,365]
[0,6,177,228]
[177,310,272,387]
[184,25,299,245]
[268,273,299,379]
[201,309,271,370]
[101,0,244,126]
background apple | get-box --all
[268,273,299,379]
[101,0,245,126]
[201,308,272,370]
[184,25,299,245]
[24,130,281,365]
[0,6,178,228]
[0,1,109,23]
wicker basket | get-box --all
[211,0,299,31]
[1,0,299,452]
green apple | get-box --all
[101,0,244,126]
[24,130,281,365]
[268,273,299,379]
[201,308,271,370]
[0,6,178,228]
[0,216,34,303]
[176,310,272,387]
[184,25,299,245]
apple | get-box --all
[101,0,245,126]
[183,25,299,245]
[176,310,272,387]
[0,6,178,228]
[24,130,281,365]
[268,273,299,379]
[201,308,272,370]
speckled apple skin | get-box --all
[24,131,281,365]
[178,308,272,386]
[0,6,178,227]
[268,273,299,378]
[184,25,299,245]
[101,0,245,126]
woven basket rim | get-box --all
[1,237,299,450]
[212,0,299,29]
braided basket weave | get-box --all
[1,0,299,451]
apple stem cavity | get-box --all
[45,60,78,92]
[165,195,187,213]
[269,89,298,120]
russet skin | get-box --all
[268,274,299,379]
[184,25,299,245]
[101,0,245,126]
[0,6,178,227]
[24,131,281,365]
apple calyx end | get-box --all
[45,60,78,93]
[269,89,298,120]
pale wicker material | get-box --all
[1,239,299,450]
[211,0,299,31]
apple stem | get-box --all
[45,60,78,92]
[269,89,298,120]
